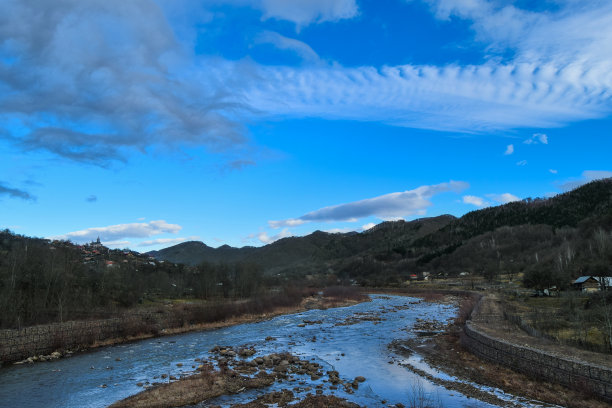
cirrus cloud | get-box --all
[244,0,359,27]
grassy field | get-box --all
[500,290,611,353]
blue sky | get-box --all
[1,0,611,250]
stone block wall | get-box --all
[0,313,181,364]
[461,304,612,401]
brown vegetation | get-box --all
[111,347,368,408]
[2,286,368,364]
[110,364,274,408]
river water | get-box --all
[0,295,552,407]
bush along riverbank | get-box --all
[1,286,368,366]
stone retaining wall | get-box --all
[460,299,612,401]
[0,313,180,364]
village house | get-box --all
[573,276,612,292]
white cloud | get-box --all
[255,31,320,62]
[361,222,376,231]
[582,170,612,181]
[549,169,558,174]
[524,133,548,145]
[138,237,189,247]
[462,195,487,207]
[559,170,612,191]
[254,228,293,244]
[504,144,514,155]
[422,0,612,69]
[51,220,182,243]
[516,160,528,166]
[270,181,469,228]
[324,227,354,234]
[268,218,307,229]
[103,240,131,248]
[254,0,358,27]
[487,193,520,204]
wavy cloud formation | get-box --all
[51,220,182,243]
[244,59,610,132]
[270,181,469,228]
[244,1,612,131]
[1,0,611,166]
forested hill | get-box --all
[411,177,612,257]
[148,214,456,271]
[150,178,612,286]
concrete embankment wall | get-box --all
[460,299,612,401]
[0,313,179,364]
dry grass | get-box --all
[321,286,368,301]
[110,366,274,408]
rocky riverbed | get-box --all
[0,294,557,408]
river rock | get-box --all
[355,376,366,382]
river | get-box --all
[0,295,553,407]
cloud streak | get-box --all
[243,0,359,27]
[255,31,320,62]
[0,182,35,201]
[270,181,469,228]
[51,220,182,243]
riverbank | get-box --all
[396,293,611,408]
[3,290,368,367]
